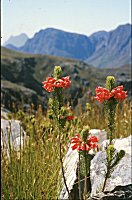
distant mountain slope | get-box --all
[19,28,95,60]
[4,33,28,48]
[4,24,131,68]
[1,47,131,112]
[86,23,131,67]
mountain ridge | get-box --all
[4,33,29,48]
[4,23,131,68]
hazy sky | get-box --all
[1,0,131,44]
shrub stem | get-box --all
[58,133,71,200]
[78,152,82,200]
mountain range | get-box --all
[3,23,131,68]
[4,33,28,48]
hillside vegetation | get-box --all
[1,47,131,112]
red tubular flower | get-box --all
[94,87,111,103]
[42,77,56,92]
[71,134,82,150]
[71,134,99,151]
[42,76,71,92]
[95,85,127,103]
[61,77,71,88]
[67,116,74,121]
[111,85,127,101]
[87,136,99,149]
[53,76,71,88]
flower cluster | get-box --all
[94,87,112,103]
[111,85,127,101]
[95,85,127,103]
[42,76,71,92]
[71,134,99,151]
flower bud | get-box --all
[81,125,90,142]
[85,103,91,111]
[54,66,62,79]
[105,76,116,91]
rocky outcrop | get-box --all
[59,134,131,199]
[89,184,132,200]
[1,118,27,157]
[90,135,131,196]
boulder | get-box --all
[1,119,27,156]
[59,145,79,199]
[89,184,132,200]
[59,133,131,199]
[90,135,131,196]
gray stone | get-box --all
[59,145,79,199]
[59,134,131,199]
[90,135,132,196]
[89,184,132,200]
[1,119,27,156]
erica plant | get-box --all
[95,76,127,144]
[95,76,126,192]
[42,66,74,199]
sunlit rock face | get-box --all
[1,119,27,156]
[59,145,79,199]
[59,133,131,199]
[90,135,131,196]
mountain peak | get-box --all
[4,24,131,68]
[4,33,29,48]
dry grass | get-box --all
[1,100,131,199]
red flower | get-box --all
[87,136,99,148]
[42,76,71,92]
[94,87,112,103]
[71,134,99,151]
[111,85,127,101]
[67,116,74,121]
[42,77,56,92]
[95,85,127,103]
[71,134,82,150]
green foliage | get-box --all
[79,152,94,177]
[1,101,131,199]
[2,47,131,113]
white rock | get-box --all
[90,135,132,196]
[1,119,27,155]
[101,135,132,154]
[59,144,79,199]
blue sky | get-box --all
[1,0,131,44]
